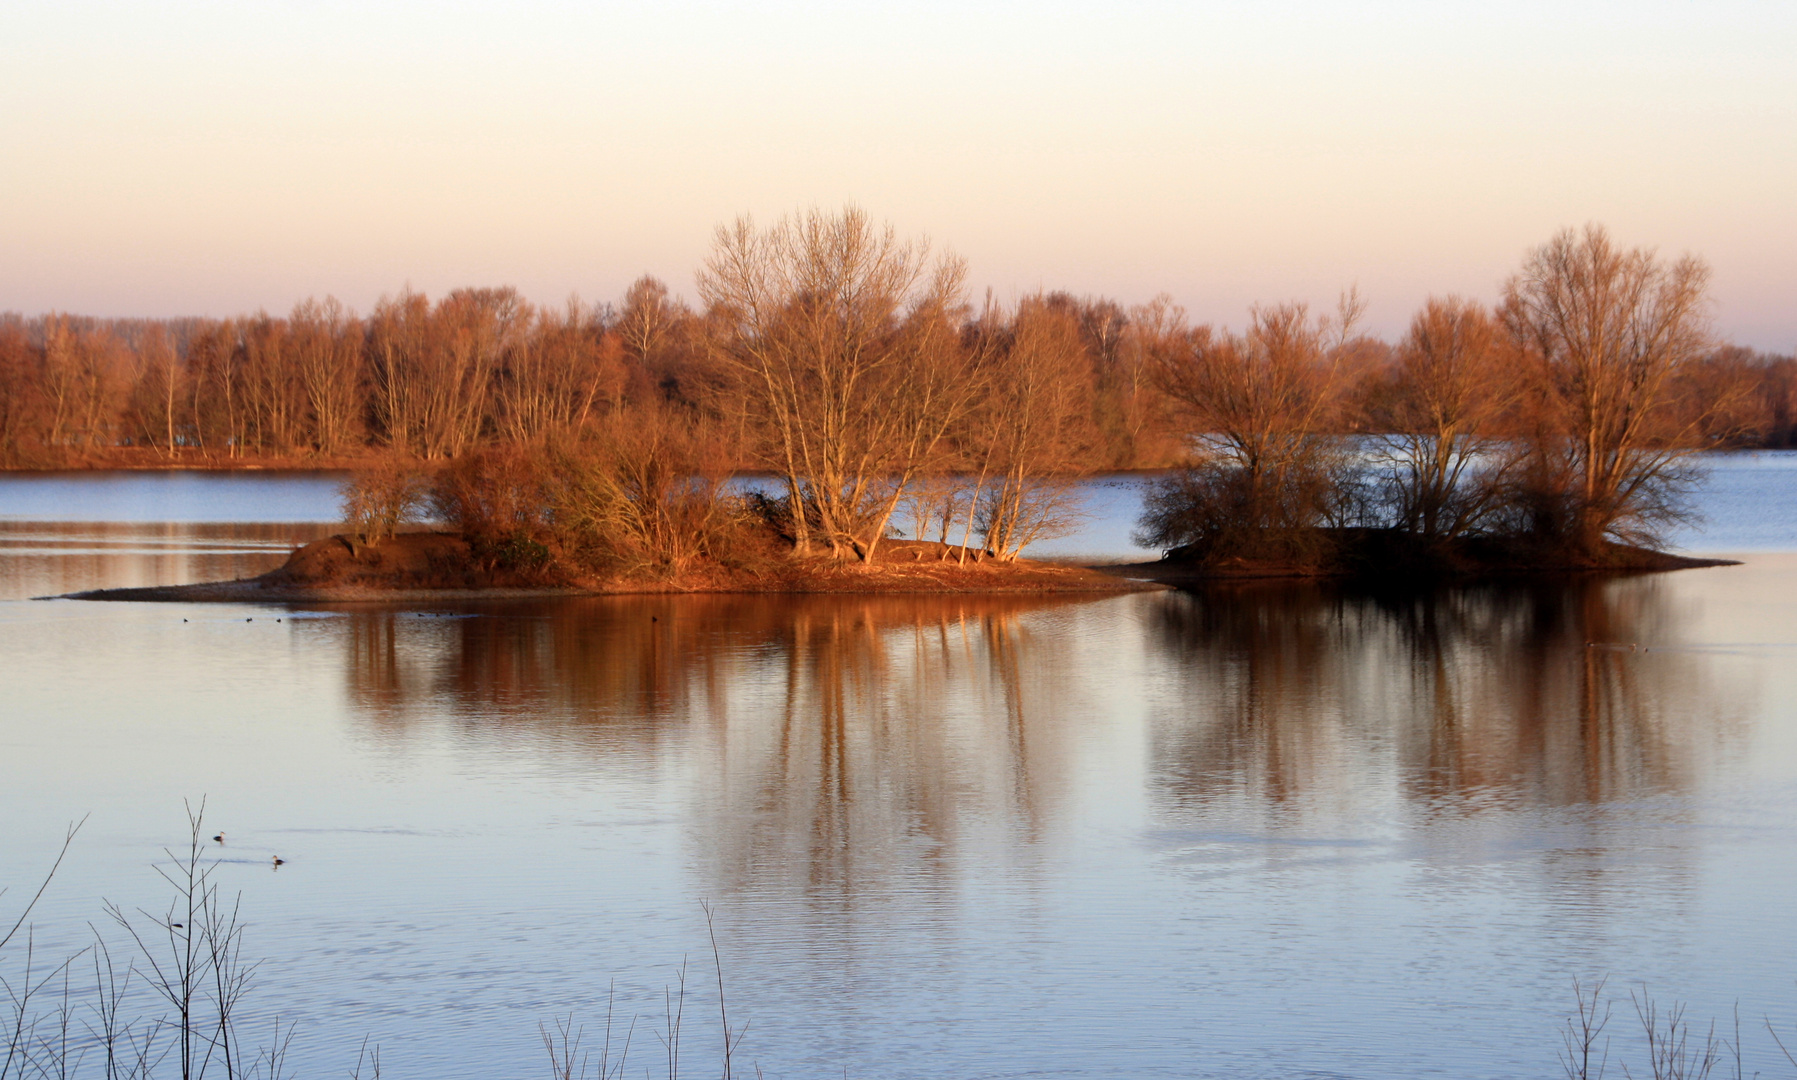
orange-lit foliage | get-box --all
[551,410,750,579]
[340,456,430,544]
[1374,297,1522,540]
[425,444,560,577]
[0,218,1786,568]
[1503,225,1718,549]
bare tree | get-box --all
[616,276,678,372]
[1377,296,1522,540]
[968,295,1094,561]
[698,206,975,562]
[38,315,80,449]
[38,315,130,453]
[497,300,622,442]
[341,457,429,546]
[1138,296,1358,562]
[186,321,244,459]
[367,287,520,458]
[1107,295,1182,467]
[290,298,364,456]
[0,319,42,466]
[1559,977,1612,1080]
[430,288,523,458]
[134,324,184,458]
[368,292,431,455]
[239,315,303,454]
[105,802,261,1080]
[550,409,738,579]
[1502,225,1715,551]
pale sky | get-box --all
[2,0,1793,348]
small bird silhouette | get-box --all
[272,855,285,867]
[212,832,225,843]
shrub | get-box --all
[549,411,746,580]
[427,444,563,578]
[340,457,429,543]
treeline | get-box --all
[0,274,1186,472]
[2,210,1793,569]
[1,225,1790,477]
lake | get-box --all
[4,457,1797,1079]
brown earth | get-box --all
[50,527,1733,604]
[55,531,1165,602]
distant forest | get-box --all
[2,224,1791,475]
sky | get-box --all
[1,0,1793,348]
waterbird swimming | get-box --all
[272,855,285,866]
[213,832,224,843]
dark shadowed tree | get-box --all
[1377,297,1522,540]
[1138,297,1359,564]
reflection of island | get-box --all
[322,575,1751,931]
[331,593,1094,899]
[1146,576,1747,814]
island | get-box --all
[54,520,1734,605]
[57,529,1165,602]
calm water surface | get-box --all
[3,459,1797,1079]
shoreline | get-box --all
[53,575,1165,603]
[48,532,1169,603]
[7,450,1793,478]
[43,529,1739,604]
[1105,554,1738,587]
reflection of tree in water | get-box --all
[1149,575,1746,814]
[703,598,1063,901]
[331,594,1088,901]
[340,596,791,749]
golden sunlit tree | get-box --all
[291,297,365,456]
[495,299,623,442]
[131,323,183,457]
[964,295,1094,562]
[1502,225,1716,550]
[0,318,42,466]
[698,205,977,562]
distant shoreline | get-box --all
[7,450,1795,478]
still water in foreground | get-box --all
[3,471,1797,1078]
